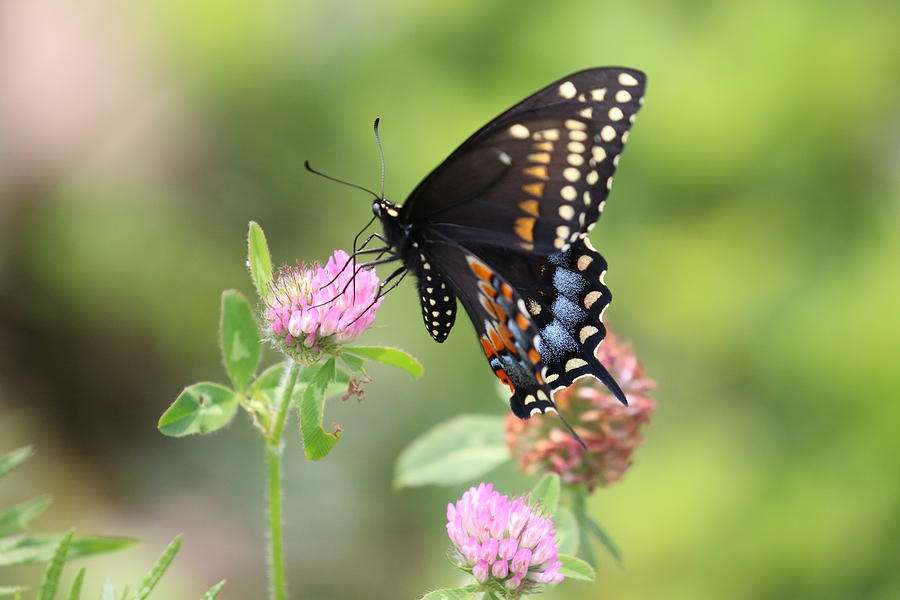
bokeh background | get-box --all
[2,0,899,598]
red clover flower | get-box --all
[264,250,381,363]
[446,483,564,596]
[506,329,656,491]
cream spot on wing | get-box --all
[567,141,585,153]
[559,205,575,220]
[561,185,577,201]
[608,107,624,121]
[586,171,598,186]
[579,325,598,343]
[579,107,593,119]
[565,119,587,130]
[584,291,602,308]
[569,130,588,141]
[576,255,593,271]
[619,72,639,86]
[600,126,616,142]
[607,176,614,190]
[545,372,559,383]
[565,358,588,371]
[563,167,580,182]
[556,225,570,238]
[590,88,606,101]
[533,128,560,141]
[592,146,607,163]
[615,90,632,103]
[558,81,577,99]
[583,189,593,204]
[567,153,584,166]
[509,124,530,139]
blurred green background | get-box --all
[1,0,899,598]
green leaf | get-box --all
[0,496,52,537]
[0,446,34,480]
[0,534,136,567]
[219,290,261,392]
[0,587,27,598]
[553,506,580,555]
[394,415,509,488]
[419,587,478,600]
[584,513,623,564]
[37,530,72,600]
[528,474,561,515]
[158,383,239,437]
[570,490,596,566]
[298,358,341,460]
[343,346,424,379]
[339,353,366,373]
[67,568,85,600]
[254,363,350,403]
[133,536,182,600]
[200,580,226,599]
[558,553,596,582]
[247,221,274,302]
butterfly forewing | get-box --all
[404,68,646,257]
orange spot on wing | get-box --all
[494,368,514,392]
[500,283,514,301]
[518,200,540,216]
[515,313,530,331]
[479,295,498,319]
[467,256,493,281]
[514,217,535,243]
[480,336,495,359]
[522,182,545,197]
[528,348,541,365]
[523,165,549,180]
[497,323,517,354]
[488,326,505,352]
[477,281,497,298]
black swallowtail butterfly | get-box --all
[315,67,646,434]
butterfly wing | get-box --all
[458,237,626,403]
[402,67,647,256]
[418,233,558,417]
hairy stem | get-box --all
[267,361,300,600]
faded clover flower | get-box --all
[263,250,381,363]
[506,329,656,492]
[446,483,563,597]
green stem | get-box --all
[266,361,300,600]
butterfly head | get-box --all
[372,198,400,220]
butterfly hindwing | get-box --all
[419,235,558,417]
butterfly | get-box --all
[322,67,646,430]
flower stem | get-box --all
[266,361,300,600]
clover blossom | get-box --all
[446,483,563,596]
[506,329,656,491]
[263,250,381,363]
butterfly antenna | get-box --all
[373,117,386,199]
[304,160,379,199]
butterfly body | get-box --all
[372,67,646,419]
